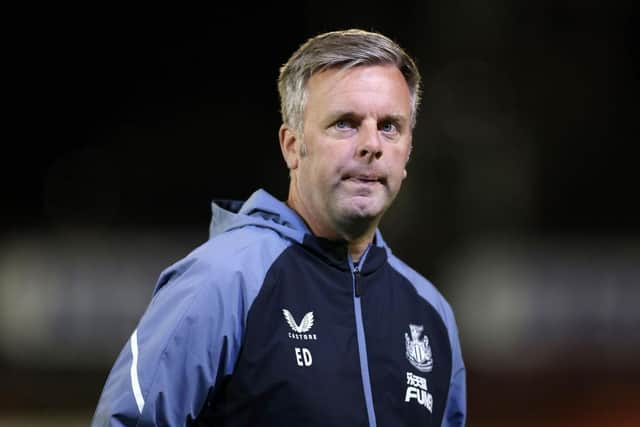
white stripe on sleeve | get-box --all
[130,329,145,413]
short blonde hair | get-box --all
[278,29,422,133]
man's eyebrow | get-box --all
[325,111,408,124]
[380,114,408,124]
[326,111,363,122]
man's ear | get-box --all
[279,124,300,170]
[402,141,412,180]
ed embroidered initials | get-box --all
[295,347,312,367]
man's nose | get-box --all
[357,122,383,161]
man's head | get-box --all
[278,29,422,134]
[278,29,421,244]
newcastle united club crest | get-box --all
[405,324,433,372]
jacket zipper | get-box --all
[354,266,362,297]
[350,253,377,427]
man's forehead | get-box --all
[305,65,412,115]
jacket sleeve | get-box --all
[91,255,244,426]
[442,305,467,427]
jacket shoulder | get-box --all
[154,225,291,297]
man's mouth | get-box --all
[342,174,386,185]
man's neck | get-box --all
[285,193,377,263]
[349,237,373,264]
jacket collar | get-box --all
[210,188,390,272]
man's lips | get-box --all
[342,174,386,185]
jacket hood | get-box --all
[209,189,310,244]
[209,189,391,263]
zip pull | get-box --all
[353,266,362,297]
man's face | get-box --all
[291,64,413,236]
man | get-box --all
[92,29,466,426]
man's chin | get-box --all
[339,198,385,222]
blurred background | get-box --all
[2,1,638,426]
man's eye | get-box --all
[335,120,351,129]
[381,122,397,133]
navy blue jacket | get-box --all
[92,189,466,426]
